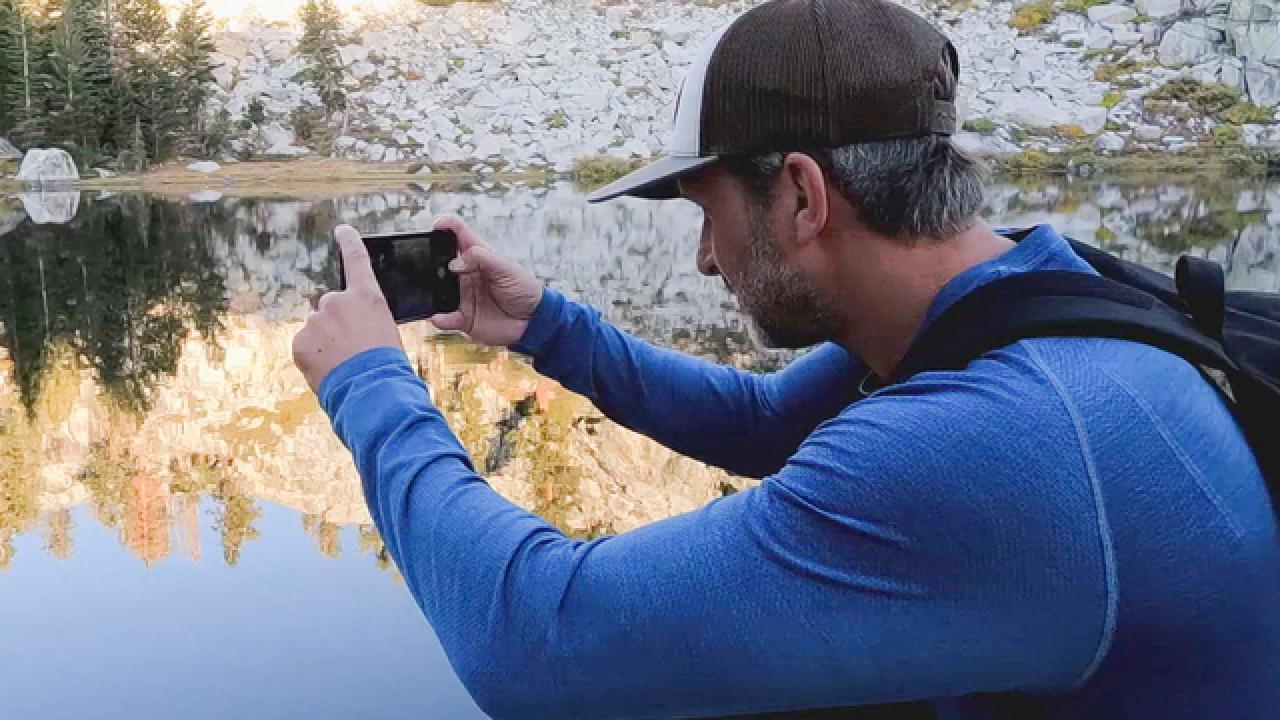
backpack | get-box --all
[891,228,1280,514]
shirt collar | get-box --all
[921,224,1094,328]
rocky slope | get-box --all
[198,0,1280,170]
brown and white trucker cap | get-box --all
[586,0,960,204]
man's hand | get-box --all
[293,225,403,394]
[429,215,543,347]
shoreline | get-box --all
[3,149,1278,198]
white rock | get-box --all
[188,190,223,203]
[258,122,295,149]
[1095,131,1127,152]
[362,30,397,54]
[1228,0,1280,63]
[503,19,535,46]
[954,131,1022,154]
[1087,4,1137,24]
[333,136,357,149]
[350,61,375,80]
[338,44,368,66]
[1076,106,1110,134]
[1142,22,1164,45]
[474,133,504,158]
[990,91,1073,128]
[1113,30,1144,45]
[264,40,292,64]
[266,144,309,156]
[1158,22,1222,67]
[186,161,221,173]
[605,6,629,27]
[1134,123,1164,141]
[16,148,78,187]
[1244,64,1280,107]
[622,138,650,157]
[472,90,503,109]
[94,168,116,178]
[1136,0,1182,18]
[1086,26,1115,49]
[209,53,236,90]
[20,190,80,224]
[1241,123,1268,146]
[429,139,466,163]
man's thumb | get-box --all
[448,247,481,275]
[450,246,505,278]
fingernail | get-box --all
[448,258,465,272]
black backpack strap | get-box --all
[891,270,1234,385]
[1176,255,1226,340]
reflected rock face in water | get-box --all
[982,179,1280,291]
[1,179,1278,570]
[0,203,26,237]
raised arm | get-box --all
[513,289,862,477]
[320,346,1109,720]
[429,217,865,478]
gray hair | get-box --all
[723,135,988,241]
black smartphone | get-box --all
[339,229,461,324]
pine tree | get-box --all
[112,0,175,166]
[1,0,56,146]
[0,0,24,134]
[297,0,346,117]
[49,0,115,156]
[168,0,217,156]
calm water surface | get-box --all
[2,178,1277,719]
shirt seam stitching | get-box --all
[1093,358,1247,540]
[1024,342,1118,688]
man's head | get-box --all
[587,0,989,350]
[678,138,985,348]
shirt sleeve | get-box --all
[319,346,1110,720]
[510,288,866,478]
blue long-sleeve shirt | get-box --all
[319,224,1280,719]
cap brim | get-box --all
[585,155,719,203]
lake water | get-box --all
[2,177,1278,719]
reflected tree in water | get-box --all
[0,194,227,416]
[357,524,393,572]
[0,421,37,569]
[216,491,262,567]
[43,507,73,560]
[0,181,1275,575]
[303,512,342,559]
[182,456,263,567]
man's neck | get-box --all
[832,222,1015,380]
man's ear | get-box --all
[782,153,829,245]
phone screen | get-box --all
[339,229,461,323]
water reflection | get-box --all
[1,178,1277,574]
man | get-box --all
[292,0,1280,717]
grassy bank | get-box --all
[0,157,559,199]
[3,148,1277,198]
[987,145,1280,178]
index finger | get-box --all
[335,225,379,293]
[433,214,486,253]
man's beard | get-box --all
[733,212,838,350]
